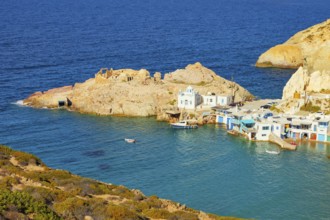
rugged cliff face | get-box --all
[256,19,330,69]
[0,145,242,220]
[282,66,330,100]
[23,63,253,118]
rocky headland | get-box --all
[256,19,330,114]
[0,145,243,220]
[256,19,330,69]
[23,63,253,121]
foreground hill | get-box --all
[0,145,243,220]
[23,63,253,120]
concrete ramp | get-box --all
[269,133,296,150]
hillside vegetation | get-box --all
[0,145,243,220]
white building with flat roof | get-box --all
[202,94,217,106]
[202,94,233,107]
[217,94,233,106]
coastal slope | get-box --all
[0,145,242,220]
[23,63,253,119]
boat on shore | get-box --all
[170,120,198,129]
[125,138,136,143]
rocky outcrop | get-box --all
[281,65,330,114]
[164,62,217,84]
[256,19,330,69]
[256,45,303,68]
[0,145,243,220]
[23,63,253,118]
[282,66,330,98]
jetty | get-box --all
[269,133,296,150]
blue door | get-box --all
[218,116,223,123]
[318,134,325,142]
[227,118,233,130]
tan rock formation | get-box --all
[256,45,303,68]
[256,19,330,69]
[282,66,330,99]
[23,63,253,118]
[164,62,216,84]
[281,62,330,114]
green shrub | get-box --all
[196,81,206,86]
[300,102,321,112]
[12,151,44,167]
[0,176,20,189]
[0,189,60,219]
[111,185,135,199]
[173,210,199,220]
[105,204,142,220]
[168,99,177,106]
[143,208,174,219]
[53,197,89,219]
[0,145,13,155]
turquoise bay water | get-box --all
[1,0,330,219]
[1,105,330,219]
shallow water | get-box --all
[1,0,330,219]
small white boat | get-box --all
[266,150,280,155]
[125,138,136,143]
[170,120,198,129]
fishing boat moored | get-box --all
[170,120,198,129]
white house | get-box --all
[217,94,233,106]
[316,119,330,142]
[202,93,217,106]
[255,122,272,141]
[202,93,233,107]
[178,86,202,109]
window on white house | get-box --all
[262,126,270,130]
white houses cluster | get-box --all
[178,86,232,110]
[215,108,330,143]
[176,86,330,144]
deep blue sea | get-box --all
[1,0,330,219]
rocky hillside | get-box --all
[23,63,253,118]
[255,19,330,114]
[0,145,243,220]
[256,19,330,69]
